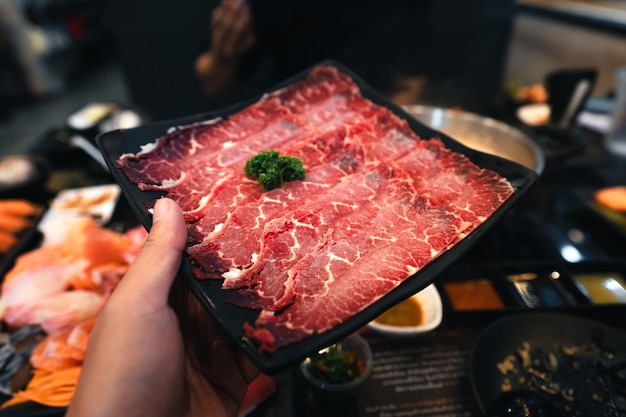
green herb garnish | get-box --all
[308,345,366,385]
[244,150,306,191]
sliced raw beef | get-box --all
[135,93,381,222]
[223,137,504,308]
[187,149,364,277]
[118,66,364,191]
[118,111,289,190]
[187,118,419,276]
[244,199,462,351]
[225,162,412,311]
[241,139,514,351]
[393,139,514,225]
[116,65,515,353]
[184,115,381,243]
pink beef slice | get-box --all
[115,65,515,353]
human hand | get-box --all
[209,0,256,60]
[66,198,259,417]
[195,0,256,95]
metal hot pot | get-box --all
[403,105,545,175]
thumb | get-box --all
[115,198,187,306]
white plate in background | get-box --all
[38,184,121,246]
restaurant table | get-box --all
[256,320,494,417]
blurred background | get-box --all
[0,0,625,156]
[0,2,625,415]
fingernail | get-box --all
[152,198,171,223]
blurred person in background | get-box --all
[103,0,515,122]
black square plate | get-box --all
[97,61,538,373]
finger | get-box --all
[210,7,233,56]
[209,2,230,49]
[114,198,187,306]
[211,5,224,26]
[214,0,239,32]
[217,1,250,57]
[225,4,255,57]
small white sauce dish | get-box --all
[367,283,443,336]
[516,103,551,126]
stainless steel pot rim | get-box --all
[403,105,545,175]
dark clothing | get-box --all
[103,0,515,121]
[102,0,227,121]
[248,1,433,95]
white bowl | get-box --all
[516,103,551,126]
[367,283,443,336]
